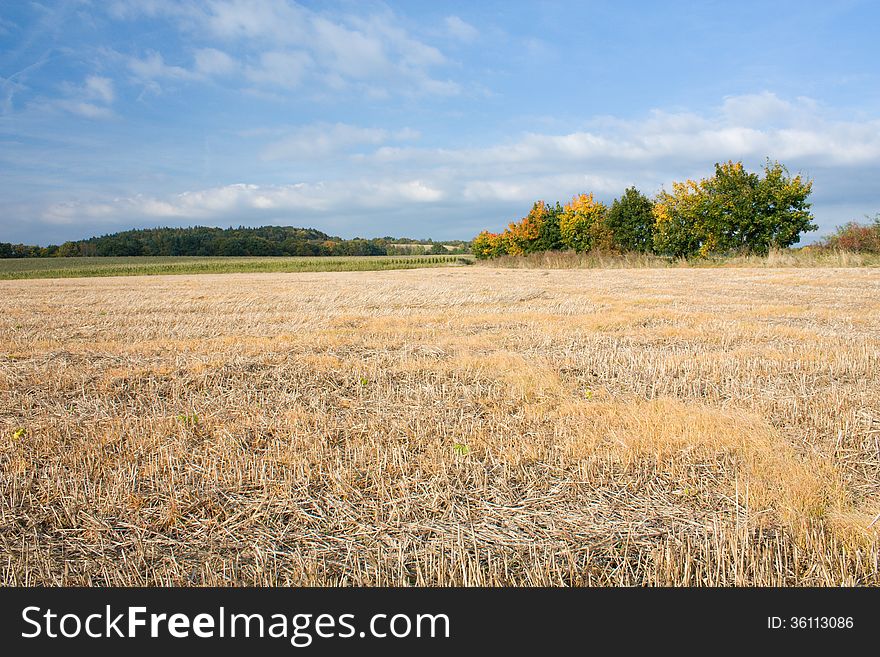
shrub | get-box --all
[821,216,880,253]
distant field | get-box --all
[0,254,473,279]
[1,267,878,585]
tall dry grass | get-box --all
[1,267,878,585]
[482,248,880,270]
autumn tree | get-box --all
[471,230,508,259]
[653,161,815,258]
[652,179,708,258]
[559,193,611,252]
[505,201,548,255]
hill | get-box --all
[0,225,470,258]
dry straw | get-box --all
[1,266,878,585]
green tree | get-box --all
[606,187,655,252]
[56,241,81,257]
[751,160,815,252]
[532,201,564,252]
[653,161,815,258]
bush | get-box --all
[821,216,880,253]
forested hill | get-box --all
[0,226,469,257]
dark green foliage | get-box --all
[750,161,816,253]
[0,226,466,259]
[655,160,815,258]
[606,187,654,252]
[0,242,48,258]
[533,201,564,252]
[692,160,816,256]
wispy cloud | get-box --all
[0,16,17,36]
[128,50,200,83]
[244,50,311,89]
[47,75,117,119]
[193,47,238,76]
[110,0,459,98]
[53,100,115,120]
[259,122,419,161]
[444,16,479,43]
[366,93,880,175]
[83,75,115,103]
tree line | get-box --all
[0,225,470,258]
[472,160,817,259]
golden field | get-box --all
[1,266,879,585]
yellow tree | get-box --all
[559,193,611,252]
[652,179,708,258]
[471,231,508,259]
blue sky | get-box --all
[1,0,879,245]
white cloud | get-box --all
[42,179,445,224]
[262,123,389,160]
[205,0,308,43]
[364,93,880,170]
[108,0,196,21]
[351,14,446,69]
[128,50,200,82]
[311,17,389,80]
[48,75,116,120]
[83,76,114,103]
[444,16,478,43]
[462,174,624,203]
[194,48,238,76]
[54,100,115,120]
[393,127,420,141]
[258,122,421,161]
[721,91,793,127]
[108,1,459,98]
[245,50,311,89]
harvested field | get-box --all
[1,267,879,585]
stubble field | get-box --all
[1,266,879,585]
